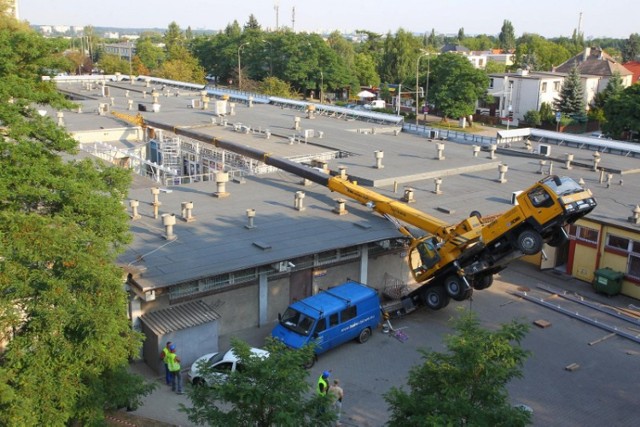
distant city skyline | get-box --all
[19,0,638,39]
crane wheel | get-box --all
[444,275,468,301]
[473,274,493,290]
[547,229,568,247]
[423,286,450,310]
[516,229,543,255]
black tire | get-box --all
[192,377,205,387]
[469,210,482,219]
[444,275,468,301]
[547,230,568,247]
[423,286,450,310]
[516,229,543,255]
[303,355,316,369]
[358,327,372,343]
[473,274,494,290]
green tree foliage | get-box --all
[457,27,465,43]
[379,29,422,86]
[602,83,640,140]
[523,109,542,126]
[0,15,152,425]
[622,33,640,62]
[135,34,165,71]
[485,60,507,74]
[499,20,516,52]
[355,52,381,87]
[245,14,261,31]
[554,65,585,117]
[539,102,555,124]
[515,34,571,71]
[590,72,624,125]
[427,28,437,49]
[385,310,532,427]
[462,35,496,51]
[429,53,489,119]
[98,53,130,74]
[160,22,205,83]
[258,76,296,97]
[183,338,335,426]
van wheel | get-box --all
[358,327,372,343]
[303,355,316,369]
[444,275,468,301]
[516,229,543,255]
[424,286,450,310]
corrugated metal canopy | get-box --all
[139,300,221,335]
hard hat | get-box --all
[169,344,176,351]
[322,370,331,378]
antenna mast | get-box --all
[291,6,295,31]
[274,1,279,30]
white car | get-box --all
[188,347,269,386]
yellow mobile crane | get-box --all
[113,112,597,311]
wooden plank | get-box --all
[534,319,552,328]
[588,332,616,346]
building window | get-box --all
[489,78,494,89]
[541,82,547,92]
[568,224,599,244]
[553,81,561,91]
[605,233,640,280]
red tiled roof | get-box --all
[622,61,640,84]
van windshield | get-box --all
[280,308,315,336]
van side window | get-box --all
[329,313,339,327]
[341,306,357,322]
[315,318,326,334]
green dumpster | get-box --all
[592,268,624,296]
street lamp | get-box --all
[506,80,513,131]
[415,52,431,125]
[237,42,250,90]
[320,70,324,104]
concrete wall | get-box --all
[202,284,259,336]
[73,127,143,144]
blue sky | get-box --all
[18,0,637,39]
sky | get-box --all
[18,0,638,39]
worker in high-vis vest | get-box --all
[159,341,173,385]
[317,370,331,395]
[166,344,183,394]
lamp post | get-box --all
[415,52,430,125]
[237,42,250,90]
[128,41,133,77]
[320,70,324,104]
[506,80,513,131]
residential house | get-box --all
[622,61,640,84]
[553,47,633,91]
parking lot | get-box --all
[124,262,640,426]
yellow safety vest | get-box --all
[317,376,328,395]
[166,352,181,372]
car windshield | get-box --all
[207,352,225,366]
[280,308,315,336]
[542,176,584,196]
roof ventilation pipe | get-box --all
[333,199,348,215]
[628,205,640,224]
[374,150,384,169]
[129,199,141,220]
[162,213,177,241]
[151,187,161,219]
[497,163,508,184]
[294,191,306,211]
[435,142,445,160]
[565,153,574,170]
[181,201,196,222]
[213,172,230,198]
[245,209,256,229]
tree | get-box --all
[602,83,640,140]
[523,109,542,126]
[554,65,585,117]
[427,28,437,49]
[457,27,465,43]
[245,14,261,30]
[539,102,555,124]
[97,53,130,74]
[183,338,335,426]
[385,310,532,427]
[135,34,165,71]
[0,15,152,425]
[429,53,489,120]
[515,34,571,71]
[258,76,296,98]
[499,20,516,52]
[590,72,624,126]
[621,33,640,62]
[355,52,381,87]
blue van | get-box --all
[272,280,381,365]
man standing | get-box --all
[166,344,183,395]
[159,341,172,385]
[328,379,344,426]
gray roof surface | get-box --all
[55,80,640,291]
[139,300,221,335]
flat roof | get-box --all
[52,79,640,291]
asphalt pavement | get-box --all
[119,261,640,426]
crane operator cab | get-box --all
[409,236,441,282]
